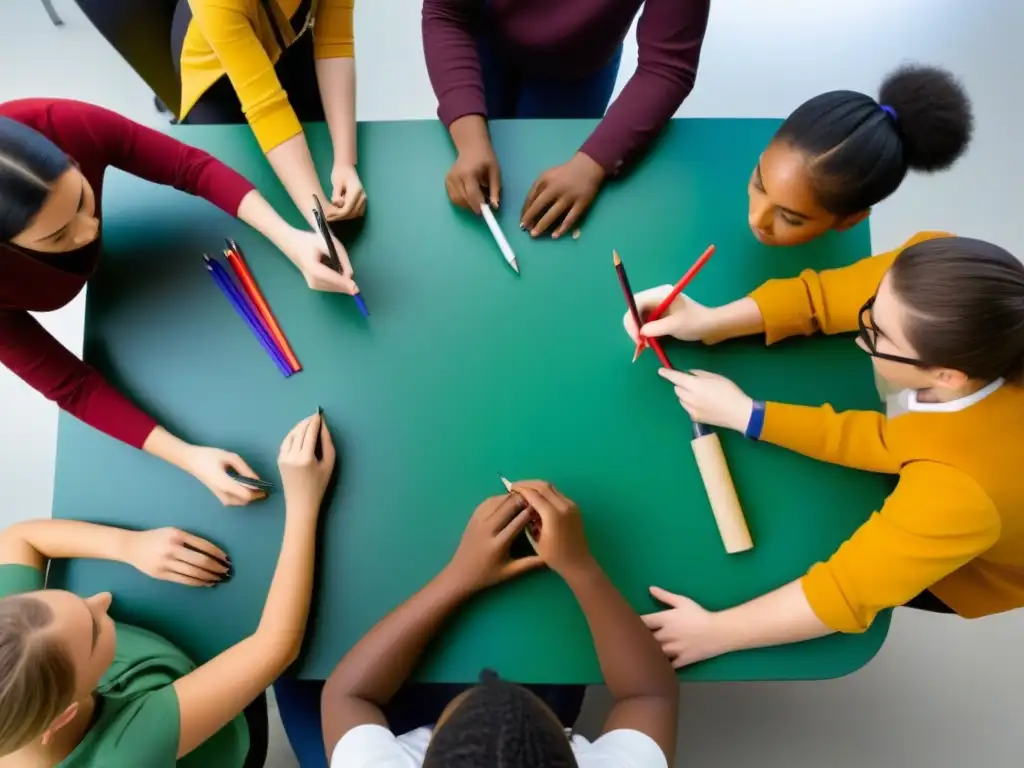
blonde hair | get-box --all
[0,595,76,755]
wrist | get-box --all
[116,529,140,565]
[572,152,606,183]
[142,427,193,471]
[449,114,489,153]
[435,563,480,602]
[555,555,601,586]
[707,298,766,344]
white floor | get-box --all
[3,2,1023,766]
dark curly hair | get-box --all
[423,670,577,767]
[775,64,973,216]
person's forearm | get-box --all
[448,114,490,153]
[252,508,319,663]
[563,560,677,700]
[323,566,472,704]
[0,520,132,570]
[315,57,357,167]
[143,426,192,471]
[265,133,331,228]
[236,189,300,253]
[712,580,832,655]
[707,297,766,343]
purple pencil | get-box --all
[203,254,292,377]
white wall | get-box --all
[2,2,1021,766]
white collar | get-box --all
[902,378,1004,413]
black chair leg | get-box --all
[41,0,65,26]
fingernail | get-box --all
[552,233,560,240]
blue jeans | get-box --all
[273,679,586,768]
[478,36,623,120]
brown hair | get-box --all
[890,236,1024,383]
[0,595,77,755]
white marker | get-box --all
[481,203,519,274]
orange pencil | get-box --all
[633,244,716,362]
[224,240,301,373]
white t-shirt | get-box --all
[329,724,668,767]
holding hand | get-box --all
[446,493,544,592]
[125,527,230,587]
[278,411,336,516]
[624,286,720,345]
[521,152,605,238]
[445,135,501,214]
[642,587,725,668]
[279,228,359,295]
[183,445,266,507]
[658,369,754,433]
[512,481,594,577]
[330,163,367,219]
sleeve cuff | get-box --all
[437,93,488,128]
[744,401,766,439]
[314,41,355,59]
[250,105,305,152]
[748,277,818,344]
[579,132,625,175]
[801,566,868,634]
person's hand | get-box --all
[446,493,544,592]
[624,285,720,345]
[183,445,266,506]
[330,163,367,219]
[512,481,594,577]
[642,586,727,668]
[658,369,754,433]
[278,410,336,517]
[445,119,501,214]
[124,528,230,587]
[520,152,605,238]
[279,228,359,295]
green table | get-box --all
[51,118,891,682]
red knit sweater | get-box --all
[0,99,254,448]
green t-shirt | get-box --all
[0,564,249,767]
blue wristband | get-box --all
[744,400,766,440]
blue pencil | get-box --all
[203,254,293,378]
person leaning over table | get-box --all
[174,0,364,287]
[0,411,334,767]
[422,0,711,239]
[743,64,972,248]
[620,233,1024,667]
[0,98,348,506]
[318,481,678,768]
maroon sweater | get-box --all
[422,0,711,172]
[0,99,254,448]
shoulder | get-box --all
[0,98,126,160]
[73,685,180,768]
[329,724,430,767]
[889,462,1000,535]
[571,729,669,768]
[0,563,44,599]
[99,622,198,696]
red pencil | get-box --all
[633,244,716,362]
[224,241,302,373]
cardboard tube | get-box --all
[691,432,753,554]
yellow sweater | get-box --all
[178,0,355,151]
[748,232,1024,633]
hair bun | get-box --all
[878,64,973,172]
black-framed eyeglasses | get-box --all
[857,296,929,367]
